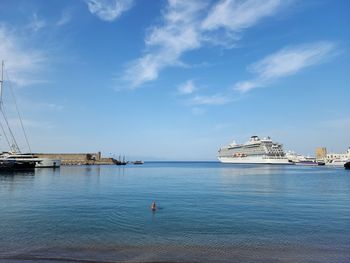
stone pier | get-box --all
[34,152,115,165]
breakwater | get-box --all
[35,152,115,165]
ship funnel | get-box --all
[229,140,237,147]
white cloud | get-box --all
[29,13,46,32]
[56,9,72,26]
[123,0,288,88]
[176,80,233,109]
[235,41,336,92]
[177,80,196,95]
[86,0,134,22]
[234,80,259,93]
[0,25,47,87]
[189,94,231,105]
[177,80,234,108]
[123,0,204,88]
[202,0,283,31]
[251,42,335,79]
[124,54,171,88]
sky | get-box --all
[0,0,349,160]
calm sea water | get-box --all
[0,162,349,262]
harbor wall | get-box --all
[34,152,115,165]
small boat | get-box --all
[132,160,144,165]
[317,161,325,166]
[115,161,127,165]
[345,162,350,170]
[326,159,348,166]
[36,158,61,168]
[114,155,128,165]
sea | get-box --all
[0,162,349,263]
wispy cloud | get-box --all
[202,0,284,31]
[28,13,46,32]
[123,1,205,88]
[234,41,336,92]
[177,80,197,95]
[85,0,134,22]
[0,25,47,87]
[122,0,288,89]
[56,9,72,26]
[189,94,231,105]
[177,79,233,110]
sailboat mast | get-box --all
[0,61,21,153]
[0,60,4,104]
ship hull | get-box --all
[218,156,293,165]
[295,161,318,166]
[345,162,350,170]
[326,160,348,166]
[0,159,36,171]
[36,158,61,168]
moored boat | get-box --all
[0,159,16,171]
[113,155,128,165]
[286,151,323,165]
[0,61,61,171]
[0,152,39,171]
[36,158,61,168]
[326,159,349,166]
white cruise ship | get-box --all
[218,136,293,165]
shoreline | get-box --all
[2,243,349,263]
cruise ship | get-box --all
[218,136,293,165]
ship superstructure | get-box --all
[218,136,292,164]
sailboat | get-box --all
[0,61,60,171]
[114,155,128,165]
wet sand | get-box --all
[2,243,349,263]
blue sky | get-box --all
[0,0,349,160]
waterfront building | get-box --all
[324,147,350,166]
[326,147,350,161]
